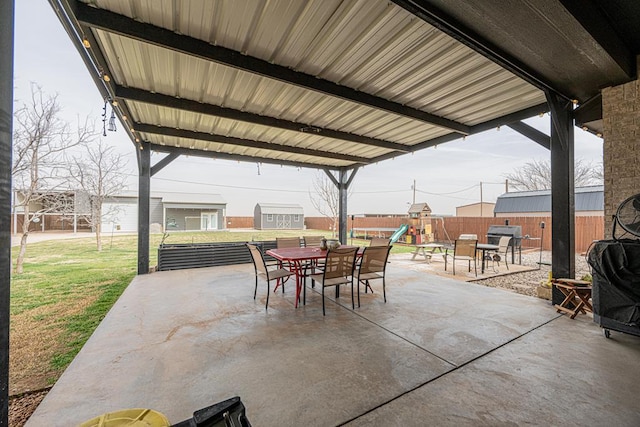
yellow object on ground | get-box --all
[78,408,170,427]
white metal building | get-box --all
[103,193,227,232]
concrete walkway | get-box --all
[28,263,640,426]
[10,232,94,247]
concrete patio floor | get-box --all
[28,263,640,426]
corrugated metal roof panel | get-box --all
[495,186,604,213]
[81,0,547,169]
[256,203,304,215]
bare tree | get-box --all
[592,161,604,183]
[11,84,93,273]
[504,158,600,191]
[68,139,128,251]
[309,171,352,236]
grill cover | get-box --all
[487,225,522,237]
[587,239,640,327]
[487,225,522,246]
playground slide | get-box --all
[390,224,409,243]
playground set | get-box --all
[352,202,436,245]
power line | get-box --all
[126,174,502,199]
[415,183,478,195]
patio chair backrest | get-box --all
[459,234,478,240]
[323,247,358,280]
[454,239,477,258]
[247,244,267,275]
[303,235,324,247]
[370,237,391,246]
[276,237,301,248]
[497,236,512,253]
[359,245,392,275]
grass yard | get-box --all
[10,229,413,395]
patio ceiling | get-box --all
[48,1,638,170]
[48,0,640,170]
[46,0,545,171]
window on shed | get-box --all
[293,214,300,222]
[266,214,273,222]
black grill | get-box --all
[487,225,522,264]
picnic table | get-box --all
[411,243,445,263]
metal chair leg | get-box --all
[382,277,386,303]
[322,285,326,316]
[254,276,258,300]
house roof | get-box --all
[408,203,432,214]
[115,191,226,205]
[494,185,604,213]
[255,203,304,215]
[161,193,226,205]
[48,1,640,170]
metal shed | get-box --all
[254,203,304,230]
[494,185,604,217]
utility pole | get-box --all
[412,179,416,204]
[505,179,509,193]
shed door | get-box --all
[276,215,291,229]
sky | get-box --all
[12,0,604,217]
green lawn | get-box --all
[10,230,414,391]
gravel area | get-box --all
[472,250,592,297]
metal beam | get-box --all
[138,124,370,165]
[116,86,410,154]
[391,0,573,101]
[137,143,151,275]
[370,103,550,163]
[325,168,359,245]
[150,152,179,177]
[0,1,14,424]
[323,169,340,188]
[507,122,550,150]
[150,143,341,171]
[48,1,140,151]
[470,104,551,134]
[73,0,470,135]
[546,91,575,305]
[558,0,635,80]
[573,93,603,127]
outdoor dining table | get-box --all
[266,246,362,308]
[476,243,499,274]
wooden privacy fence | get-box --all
[431,216,604,254]
[211,215,606,254]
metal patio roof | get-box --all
[46,1,640,171]
[48,1,639,171]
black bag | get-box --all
[171,396,251,427]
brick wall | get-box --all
[602,57,640,238]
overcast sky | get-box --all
[12,0,604,217]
